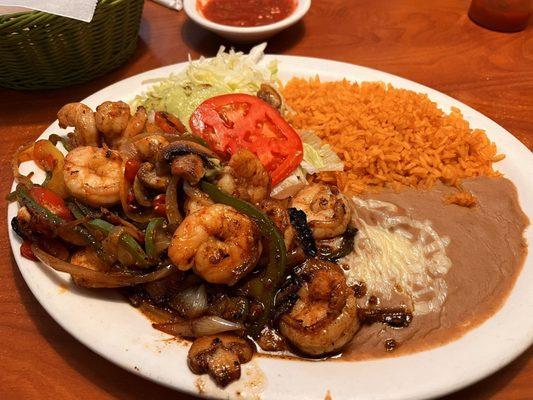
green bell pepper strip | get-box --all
[200,181,287,337]
[145,218,166,260]
[73,199,100,219]
[16,184,63,229]
[66,202,122,265]
[67,201,85,220]
[69,202,149,267]
[88,218,150,268]
[16,185,103,257]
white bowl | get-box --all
[183,0,311,43]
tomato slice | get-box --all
[189,94,303,185]
[30,186,72,221]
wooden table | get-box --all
[0,1,531,399]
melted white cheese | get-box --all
[342,198,452,315]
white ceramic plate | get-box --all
[8,55,533,400]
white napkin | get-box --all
[0,0,98,22]
[151,0,183,11]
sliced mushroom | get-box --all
[156,140,219,176]
[257,83,282,109]
[171,154,205,185]
[137,162,169,191]
[188,334,254,387]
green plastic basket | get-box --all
[0,0,144,90]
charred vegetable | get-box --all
[288,207,317,257]
[15,185,100,249]
[48,133,73,151]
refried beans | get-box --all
[340,176,528,360]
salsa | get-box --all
[199,0,297,27]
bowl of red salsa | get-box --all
[184,0,311,42]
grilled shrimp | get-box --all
[168,204,261,285]
[94,101,130,143]
[259,199,296,250]
[134,134,169,162]
[63,146,122,207]
[291,184,351,240]
[218,149,270,204]
[188,334,254,387]
[123,106,148,138]
[57,103,99,147]
[279,259,359,356]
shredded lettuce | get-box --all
[271,131,344,199]
[300,130,344,174]
[270,166,308,199]
[131,43,278,124]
